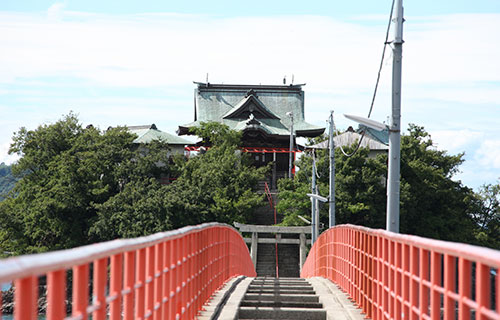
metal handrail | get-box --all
[301,224,500,320]
[0,223,256,320]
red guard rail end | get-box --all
[301,224,500,320]
[0,223,255,320]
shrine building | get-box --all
[178,82,325,188]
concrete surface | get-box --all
[308,277,367,320]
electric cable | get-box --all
[368,0,396,118]
[336,0,396,157]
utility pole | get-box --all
[311,154,317,244]
[328,111,335,228]
[287,112,294,179]
[387,0,404,233]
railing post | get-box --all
[458,257,471,320]
[376,235,383,320]
[72,264,89,320]
[135,248,146,319]
[419,249,429,320]
[409,245,419,320]
[93,258,107,320]
[145,246,155,318]
[169,239,177,320]
[110,253,123,320]
[395,242,402,320]
[476,262,491,320]
[366,234,374,319]
[444,254,456,320]
[161,240,170,320]
[153,242,164,320]
[124,251,136,320]
[47,270,66,320]
[179,236,186,318]
[15,276,38,320]
[430,251,441,320]
[402,244,410,320]
[383,238,390,319]
[388,240,395,319]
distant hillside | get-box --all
[0,163,16,199]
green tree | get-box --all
[0,118,267,255]
[0,163,16,200]
[0,114,172,254]
[88,139,173,242]
[278,124,480,245]
[277,143,386,230]
[164,122,267,228]
[398,125,477,243]
[472,182,500,249]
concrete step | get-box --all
[252,281,310,286]
[244,293,319,303]
[236,277,327,320]
[240,300,324,308]
[246,288,316,295]
[238,306,327,320]
[248,285,313,291]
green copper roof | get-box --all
[128,124,194,145]
[179,83,325,137]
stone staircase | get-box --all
[249,192,302,278]
[256,243,300,278]
[252,193,282,226]
[237,277,327,320]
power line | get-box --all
[368,0,396,118]
[336,0,396,157]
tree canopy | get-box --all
[0,114,173,253]
[0,163,16,200]
[1,114,497,254]
[0,115,265,255]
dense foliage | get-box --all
[1,114,497,254]
[277,124,499,249]
[0,163,16,199]
[162,122,267,228]
[0,115,265,255]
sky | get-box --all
[0,0,499,190]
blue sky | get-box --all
[1,0,499,190]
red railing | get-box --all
[301,224,500,320]
[0,223,255,320]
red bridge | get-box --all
[0,223,499,319]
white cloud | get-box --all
[47,2,66,21]
[405,14,500,84]
[0,10,499,188]
[430,129,483,154]
[0,141,18,165]
[476,140,500,169]
[0,12,385,89]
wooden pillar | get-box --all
[299,233,307,272]
[250,232,258,268]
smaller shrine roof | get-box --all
[308,127,388,151]
[128,124,194,145]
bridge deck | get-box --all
[199,276,366,320]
